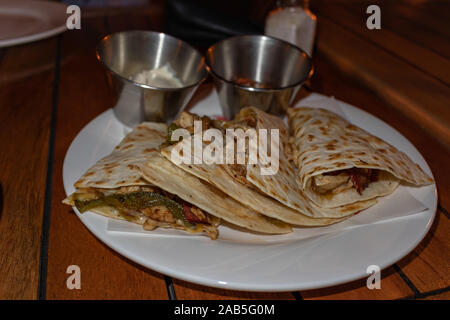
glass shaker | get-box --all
[265,0,317,57]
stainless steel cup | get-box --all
[206,35,313,119]
[97,30,207,127]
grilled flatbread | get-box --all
[162,108,376,220]
[64,122,291,238]
[142,155,292,234]
[287,107,434,208]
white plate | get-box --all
[0,0,67,48]
[63,91,437,292]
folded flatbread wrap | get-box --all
[287,107,434,208]
[162,108,376,220]
[64,122,291,238]
[63,123,220,239]
[142,155,292,234]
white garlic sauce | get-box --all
[130,64,183,88]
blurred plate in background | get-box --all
[0,0,67,48]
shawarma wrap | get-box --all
[162,107,376,220]
[287,107,434,208]
[63,122,291,238]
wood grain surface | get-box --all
[0,1,448,300]
[173,280,296,300]
[301,266,414,300]
[314,2,450,85]
[313,14,450,150]
[0,38,56,299]
[398,209,450,293]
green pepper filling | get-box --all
[74,191,196,229]
[166,123,181,145]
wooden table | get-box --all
[0,0,448,300]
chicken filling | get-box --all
[167,111,258,188]
[312,168,379,195]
